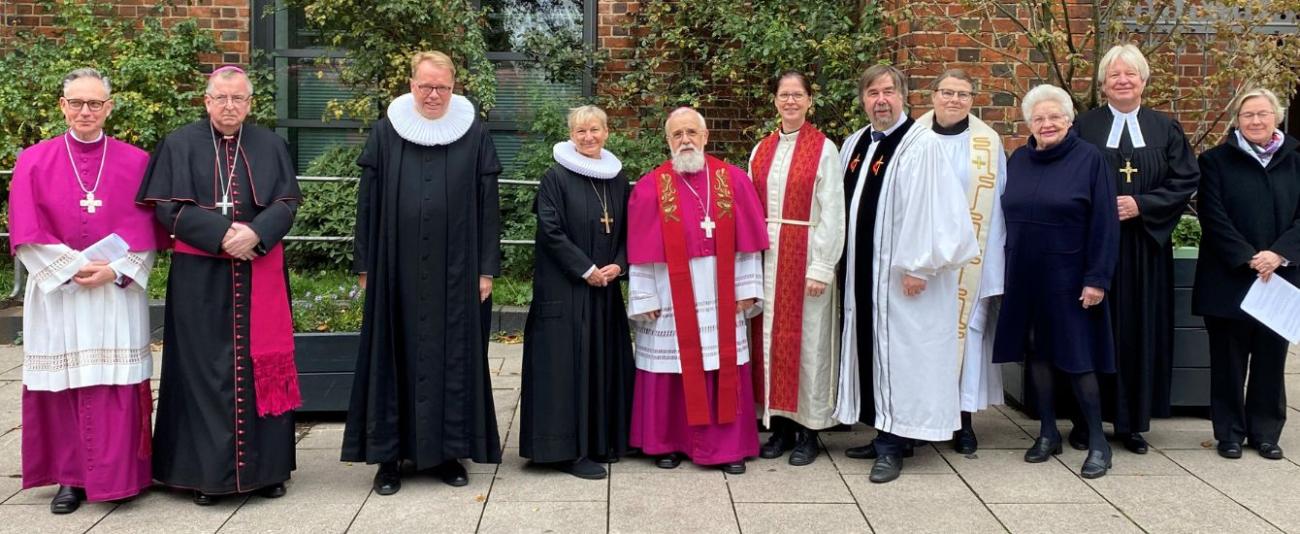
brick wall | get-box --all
[1,0,252,68]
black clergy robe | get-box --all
[341,115,503,469]
[1075,107,1198,432]
[137,121,301,494]
[519,165,633,463]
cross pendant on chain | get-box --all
[1119,160,1138,184]
[600,210,614,234]
[700,215,716,239]
[216,194,234,216]
[80,191,103,214]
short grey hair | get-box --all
[1097,43,1150,83]
[1231,87,1286,127]
[205,68,254,96]
[567,105,609,131]
[859,64,908,102]
[1020,84,1075,123]
[63,68,111,97]
[665,107,707,132]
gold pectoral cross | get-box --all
[1119,160,1138,184]
[600,210,613,234]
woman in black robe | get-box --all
[519,105,634,479]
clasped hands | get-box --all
[585,264,623,288]
[222,222,261,261]
[73,260,117,288]
[1251,250,1284,281]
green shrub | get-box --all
[1172,215,1201,249]
[290,145,362,271]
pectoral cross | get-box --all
[1119,160,1138,184]
[216,194,234,216]
[700,215,716,239]
[80,191,103,214]
[600,210,614,234]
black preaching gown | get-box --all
[342,117,503,469]
[137,121,301,494]
[1075,107,1198,432]
[519,165,634,463]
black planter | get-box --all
[294,332,361,413]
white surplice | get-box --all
[627,253,764,373]
[17,244,155,391]
[834,121,979,441]
[746,130,846,428]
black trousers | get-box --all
[1204,316,1289,445]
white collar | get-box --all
[1105,104,1146,149]
[68,130,105,144]
[552,141,622,179]
[386,93,476,146]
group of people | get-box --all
[11,45,1298,514]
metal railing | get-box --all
[0,172,545,300]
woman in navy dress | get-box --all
[993,84,1120,478]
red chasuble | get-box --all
[747,123,826,412]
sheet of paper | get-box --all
[81,233,129,263]
[1240,275,1300,344]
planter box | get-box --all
[294,332,360,413]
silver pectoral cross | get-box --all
[216,194,234,216]
[80,191,103,214]
[700,215,716,239]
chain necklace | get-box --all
[64,131,108,214]
[210,125,243,216]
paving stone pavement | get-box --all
[0,343,1297,533]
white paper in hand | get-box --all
[82,233,130,263]
[1240,276,1300,344]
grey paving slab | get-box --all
[88,490,246,534]
[348,476,491,534]
[489,449,607,502]
[479,501,607,534]
[217,501,360,534]
[987,503,1142,534]
[943,449,1104,504]
[1165,449,1300,532]
[609,472,738,534]
[1088,475,1282,533]
[966,408,1036,450]
[0,476,23,504]
[845,474,1004,533]
[727,454,854,503]
[733,503,869,533]
[607,454,730,475]
[1056,447,1188,476]
[1142,427,1217,450]
[0,503,114,534]
[295,425,344,450]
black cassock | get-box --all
[519,164,633,463]
[1075,107,1198,432]
[137,121,300,494]
[341,116,503,468]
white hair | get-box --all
[1097,43,1150,83]
[1231,87,1287,127]
[63,68,111,97]
[1021,84,1075,123]
[664,107,707,132]
[567,105,609,131]
[206,69,255,96]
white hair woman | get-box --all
[518,104,634,479]
[1073,44,1199,456]
[1193,87,1299,461]
[993,83,1121,478]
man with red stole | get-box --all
[626,107,769,474]
[10,68,167,514]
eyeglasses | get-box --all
[1238,111,1276,122]
[64,99,110,112]
[777,92,808,102]
[936,89,974,102]
[1030,114,1070,125]
[414,84,453,97]
[208,94,251,106]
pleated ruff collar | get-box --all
[552,141,622,179]
[386,93,476,146]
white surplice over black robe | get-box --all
[342,93,504,468]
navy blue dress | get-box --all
[993,131,1120,374]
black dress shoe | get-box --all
[759,431,796,459]
[558,457,608,480]
[655,453,682,469]
[788,430,819,466]
[50,486,83,514]
[1080,448,1112,479]
[257,483,287,499]
[868,454,903,483]
[1024,436,1063,463]
[845,442,915,460]
[433,460,469,487]
[721,461,746,475]
[1123,433,1149,455]
[1217,441,1243,459]
[953,428,978,455]
[1067,427,1089,451]
[1250,441,1284,460]
[192,491,217,506]
[374,464,402,495]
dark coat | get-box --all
[1192,131,1300,319]
[992,132,1121,374]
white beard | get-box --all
[671,149,705,174]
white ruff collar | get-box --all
[552,141,622,179]
[386,93,476,146]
